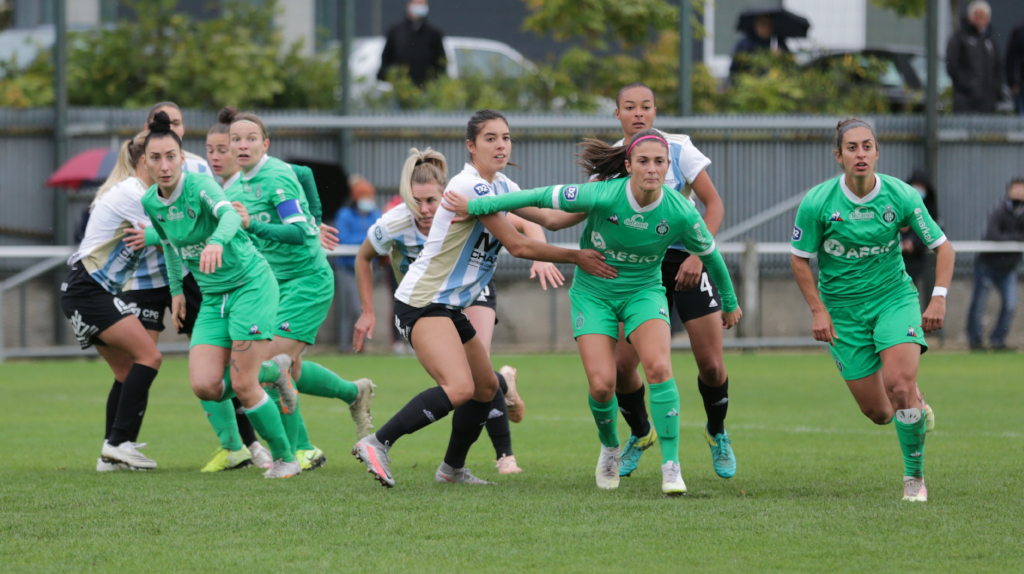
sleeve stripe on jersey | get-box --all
[926,235,947,250]
[790,247,816,258]
[691,241,716,257]
[551,185,562,210]
[212,201,232,218]
[387,220,412,233]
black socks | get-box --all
[616,385,651,438]
[376,386,454,446]
[698,377,729,436]
[104,380,123,440]
[108,364,158,446]
[494,370,508,395]
[485,387,512,459]
[232,397,258,446]
[444,398,492,469]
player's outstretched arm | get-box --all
[922,241,955,333]
[479,212,617,279]
[508,214,565,290]
[352,239,379,352]
[791,254,837,345]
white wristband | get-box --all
[932,287,948,298]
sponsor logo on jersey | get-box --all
[470,232,502,267]
[575,312,585,330]
[113,297,140,317]
[142,309,160,320]
[693,223,708,247]
[395,315,411,342]
[279,321,291,332]
[157,214,165,222]
[167,206,185,221]
[70,310,99,345]
[849,206,875,221]
[792,225,803,241]
[823,238,898,259]
[882,205,896,224]
[248,324,261,335]
[658,307,668,317]
[590,231,607,249]
[487,408,504,420]
[374,226,384,241]
[829,210,844,222]
[603,250,660,263]
[607,214,619,225]
[624,214,649,230]
[709,299,718,308]
[186,205,197,219]
[913,208,935,243]
[423,410,436,423]
[656,220,669,236]
[474,183,490,196]
[907,326,916,337]
[665,408,679,418]
[562,186,579,201]
[179,240,210,259]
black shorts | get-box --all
[467,279,499,325]
[60,265,137,350]
[661,249,722,323]
[178,272,203,336]
[393,299,476,348]
[119,286,171,332]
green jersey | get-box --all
[790,173,946,306]
[225,155,326,282]
[468,177,738,311]
[142,171,266,295]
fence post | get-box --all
[0,288,5,363]
[739,241,760,339]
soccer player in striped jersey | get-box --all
[352,147,564,475]
[61,130,163,471]
[605,83,738,480]
[790,119,951,502]
[445,130,742,495]
[352,110,616,488]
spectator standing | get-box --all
[946,1,1003,114]
[730,14,790,77]
[334,177,382,352]
[377,0,446,87]
[966,178,1024,350]
[901,169,941,308]
[1007,21,1024,114]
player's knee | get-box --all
[863,407,893,425]
[136,348,162,370]
[191,377,221,401]
[697,360,726,386]
[589,377,616,403]
[644,359,673,385]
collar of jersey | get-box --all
[241,154,271,181]
[839,174,881,204]
[156,172,186,206]
[222,170,242,190]
[463,162,505,185]
[624,177,664,213]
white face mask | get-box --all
[357,199,377,213]
[409,4,428,18]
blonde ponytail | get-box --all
[92,130,148,211]
[399,147,447,222]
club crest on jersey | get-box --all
[474,183,490,196]
[562,186,579,201]
[849,206,875,221]
[255,185,263,199]
[829,210,844,222]
[607,214,619,225]
[590,231,607,249]
[249,324,261,335]
[167,206,185,221]
[279,322,291,332]
[882,205,896,224]
[656,220,669,236]
[186,206,197,219]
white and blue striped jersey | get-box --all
[70,177,150,294]
[394,163,518,308]
[366,203,428,281]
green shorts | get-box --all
[274,262,334,345]
[190,272,279,349]
[569,285,670,341]
[827,290,928,381]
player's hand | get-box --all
[675,256,703,291]
[722,306,742,329]
[353,311,375,352]
[125,223,147,251]
[529,261,564,290]
[574,249,617,279]
[320,223,339,251]
[812,308,839,346]
[441,191,472,222]
[171,294,186,331]
[199,244,224,274]
[232,201,251,229]
[922,295,946,333]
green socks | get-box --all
[266,387,305,457]
[295,361,358,404]
[295,417,315,451]
[895,408,926,478]
[244,392,294,462]
[200,399,243,451]
[649,379,681,465]
[589,394,620,448]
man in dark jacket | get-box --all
[377,0,446,87]
[1007,21,1024,114]
[946,1,1003,113]
[729,14,790,77]
[966,178,1024,349]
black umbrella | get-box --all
[737,8,810,39]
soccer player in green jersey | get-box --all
[790,119,954,502]
[445,129,742,494]
[139,112,299,478]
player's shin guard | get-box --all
[108,364,157,446]
[484,388,512,459]
[201,398,244,451]
[244,392,294,462]
[375,386,454,446]
[589,395,620,448]
[266,388,304,457]
[294,361,359,404]
[698,377,729,436]
[616,384,651,438]
[444,399,492,469]
[649,379,681,465]
[895,408,926,478]
[104,380,123,440]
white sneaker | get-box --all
[96,457,129,472]
[435,462,494,485]
[903,476,928,501]
[249,442,273,469]
[349,378,376,440]
[661,461,687,495]
[101,440,157,469]
[263,458,301,479]
[595,445,620,490]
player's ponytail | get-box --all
[578,128,667,181]
[143,110,182,151]
[93,130,148,210]
[399,147,448,222]
[207,106,238,136]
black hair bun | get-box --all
[149,111,173,134]
[217,106,239,125]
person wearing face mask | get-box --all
[900,169,942,309]
[334,177,382,352]
[377,0,446,87]
[946,1,1003,114]
[966,178,1024,350]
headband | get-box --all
[626,135,668,158]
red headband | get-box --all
[626,134,668,158]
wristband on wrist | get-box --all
[932,286,948,298]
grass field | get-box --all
[1,351,1022,573]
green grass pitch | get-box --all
[1,351,1022,573]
